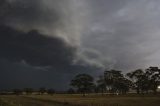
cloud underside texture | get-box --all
[0,0,95,89]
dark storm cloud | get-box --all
[0,24,86,90]
[0,25,75,69]
[0,0,58,28]
[0,58,100,90]
[0,59,72,90]
[0,0,98,90]
[0,25,99,90]
[0,0,89,46]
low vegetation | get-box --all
[0,94,160,106]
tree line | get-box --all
[0,88,55,95]
[70,66,160,96]
[0,66,159,96]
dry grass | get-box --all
[0,94,160,106]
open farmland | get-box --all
[0,94,160,106]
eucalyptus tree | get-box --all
[145,67,160,94]
[126,69,148,94]
[70,74,95,96]
[104,70,131,94]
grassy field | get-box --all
[0,94,160,106]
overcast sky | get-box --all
[0,0,160,90]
